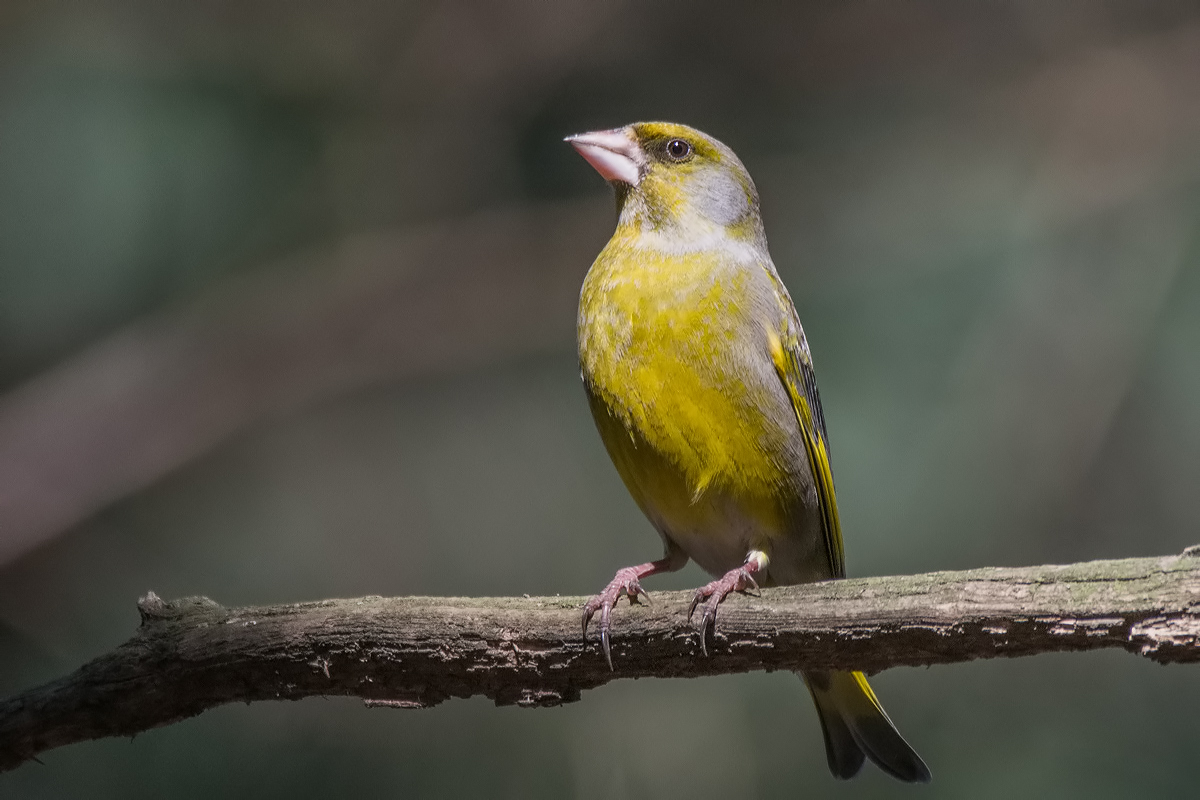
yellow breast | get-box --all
[577,233,799,555]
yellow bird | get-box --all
[567,122,930,783]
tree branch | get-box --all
[2,550,1199,771]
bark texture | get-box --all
[2,550,1199,771]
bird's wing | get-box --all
[764,272,845,579]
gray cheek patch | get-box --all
[689,167,751,227]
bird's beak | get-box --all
[565,127,645,187]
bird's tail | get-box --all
[802,670,931,783]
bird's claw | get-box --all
[688,566,759,656]
[582,568,652,670]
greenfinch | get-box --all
[568,122,930,783]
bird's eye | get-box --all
[665,138,692,161]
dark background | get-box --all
[2,2,1199,797]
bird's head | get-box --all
[566,122,765,248]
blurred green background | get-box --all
[2,1,1200,797]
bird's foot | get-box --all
[582,566,653,670]
[688,565,761,656]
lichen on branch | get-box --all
[1,550,1199,772]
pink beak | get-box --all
[565,127,644,186]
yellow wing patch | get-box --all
[767,325,846,578]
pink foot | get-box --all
[582,566,653,670]
[688,565,760,655]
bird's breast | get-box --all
[577,239,805,560]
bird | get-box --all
[566,121,930,784]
